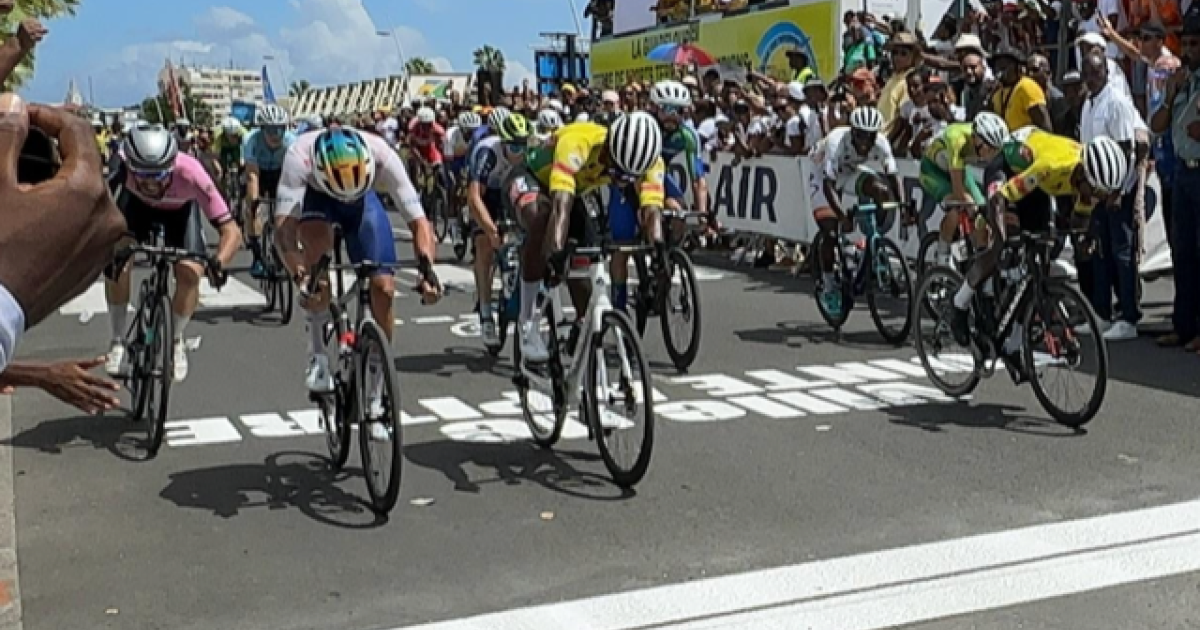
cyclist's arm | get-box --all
[182,156,239,266]
[877,137,905,204]
[637,159,667,243]
[273,145,309,278]
[680,130,699,184]
[242,133,262,205]
[547,138,588,250]
[466,146,499,237]
[821,159,846,221]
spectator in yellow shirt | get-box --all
[878,31,922,134]
[988,47,1053,132]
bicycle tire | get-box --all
[515,299,567,448]
[1022,281,1108,428]
[489,260,512,357]
[144,294,174,457]
[357,319,403,514]
[916,231,941,280]
[912,266,982,397]
[633,255,652,337]
[585,310,655,488]
[321,303,353,470]
[660,249,702,372]
[277,272,294,325]
[813,231,851,330]
[128,284,153,422]
[429,191,449,243]
[866,238,915,346]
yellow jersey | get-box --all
[997,127,1095,214]
[529,122,666,209]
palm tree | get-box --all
[289,79,311,97]
[2,0,81,90]
[472,45,506,73]
[404,57,435,75]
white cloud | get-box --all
[504,59,536,90]
[195,6,255,35]
[429,57,454,72]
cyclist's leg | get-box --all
[342,191,399,342]
[810,173,840,301]
[918,157,956,261]
[564,196,596,315]
[474,188,504,331]
[1001,190,1053,356]
[167,202,209,380]
[102,189,148,373]
[297,188,339,391]
[507,173,550,329]
[964,155,1017,292]
[608,183,640,311]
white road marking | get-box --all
[60,277,265,316]
[395,498,1200,630]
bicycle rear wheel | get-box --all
[143,294,174,457]
[1022,281,1108,428]
[660,249,702,372]
[866,238,914,346]
[357,319,403,515]
[585,310,654,488]
[428,189,449,243]
[912,266,982,397]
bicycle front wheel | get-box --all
[357,319,403,515]
[912,266,982,397]
[320,303,353,471]
[585,310,655,488]
[1022,281,1108,428]
[660,249,702,372]
[515,299,567,448]
[143,294,174,457]
[866,238,914,346]
[812,231,851,330]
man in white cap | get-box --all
[1077,32,1130,97]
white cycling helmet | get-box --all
[487,106,511,130]
[416,106,436,124]
[311,128,376,202]
[972,112,1009,148]
[848,106,884,133]
[607,111,662,176]
[307,114,325,129]
[650,80,692,108]
[537,108,563,131]
[221,116,241,133]
[457,111,482,130]
[1081,136,1129,194]
[256,103,290,127]
[123,124,178,171]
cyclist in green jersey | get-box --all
[919,112,1009,265]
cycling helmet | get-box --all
[487,106,511,130]
[457,111,482,130]
[650,80,692,108]
[972,112,1009,148]
[1081,136,1129,194]
[123,124,178,171]
[537,109,563,131]
[311,128,376,202]
[221,116,241,133]
[307,114,325,129]
[416,106,436,124]
[498,113,532,143]
[256,103,290,127]
[848,106,884,133]
[607,111,662,176]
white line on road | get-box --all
[396,497,1200,629]
[59,277,265,316]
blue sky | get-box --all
[24,0,584,106]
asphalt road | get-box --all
[6,229,1200,630]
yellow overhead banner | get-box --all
[590,0,837,88]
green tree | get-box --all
[472,45,505,73]
[1,0,81,90]
[404,57,435,75]
[140,82,213,127]
[289,79,310,97]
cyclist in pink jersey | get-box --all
[104,125,243,383]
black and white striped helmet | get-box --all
[123,124,178,171]
[1082,136,1128,193]
[650,80,692,108]
[487,107,511,130]
[849,106,884,133]
[457,111,482,130]
[607,111,662,176]
[256,103,290,126]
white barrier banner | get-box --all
[668,152,1169,276]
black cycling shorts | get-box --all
[506,172,597,247]
[982,156,1053,233]
[116,190,208,257]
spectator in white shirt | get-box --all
[1079,51,1149,342]
[1077,32,1132,97]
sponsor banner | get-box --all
[590,0,838,88]
[404,73,474,104]
[670,152,1170,275]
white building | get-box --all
[158,62,264,120]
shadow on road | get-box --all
[396,346,515,379]
[159,450,386,528]
[735,319,904,351]
[3,411,156,462]
[405,439,635,501]
[885,401,1086,438]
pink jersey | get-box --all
[407,120,445,148]
[121,152,231,223]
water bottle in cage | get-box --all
[842,240,860,274]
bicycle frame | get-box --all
[844,202,899,295]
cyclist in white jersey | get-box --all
[275,128,443,421]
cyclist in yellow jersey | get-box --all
[919,113,1009,265]
[506,113,665,363]
[948,128,1131,352]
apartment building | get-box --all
[159,62,264,120]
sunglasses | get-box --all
[659,104,684,115]
[504,142,527,154]
[263,125,285,136]
[131,168,172,182]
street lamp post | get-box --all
[376,29,408,74]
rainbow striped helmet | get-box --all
[311,128,375,202]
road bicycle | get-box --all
[255,197,293,325]
[414,156,451,244]
[223,166,243,226]
[916,199,982,280]
[451,168,472,262]
[114,226,216,457]
[812,201,914,345]
[305,235,405,515]
[512,233,655,488]
[631,207,704,373]
[913,214,1109,428]
[485,217,523,357]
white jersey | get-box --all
[813,126,898,189]
[446,126,470,157]
[276,130,425,223]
